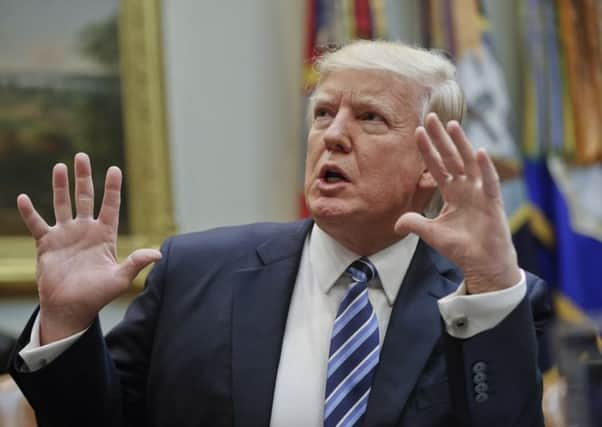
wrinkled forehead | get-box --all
[311,68,425,114]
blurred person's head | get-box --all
[304,40,465,254]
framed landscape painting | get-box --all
[0,0,174,291]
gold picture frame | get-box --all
[0,0,175,292]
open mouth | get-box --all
[319,165,350,183]
[324,170,347,183]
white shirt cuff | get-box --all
[19,314,87,371]
[437,269,527,339]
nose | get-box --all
[323,109,352,153]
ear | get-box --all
[410,170,438,213]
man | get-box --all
[9,41,549,426]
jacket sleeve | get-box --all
[8,238,173,427]
[443,272,552,427]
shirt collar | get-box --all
[309,223,420,306]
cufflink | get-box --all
[451,316,468,330]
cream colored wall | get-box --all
[163,0,305,233]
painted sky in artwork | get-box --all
[0,0,118,74]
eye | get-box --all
[314,108,332,119]
[360,112,385,122]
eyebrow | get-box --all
[309,92,397,120]
[350,94,397,119]
[308,93,336,111]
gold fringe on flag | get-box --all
[557,0,602,164]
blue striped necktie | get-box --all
[324,257,379,427]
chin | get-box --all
[307,197,353,222]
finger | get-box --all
[98,166,122,229]
[116,249,162,283]
[74,153,94,218]
[394,212,436,244]
[52,163,72,223]
[476,149,501,198]
[425,113,465,175]
[17,194,50,240]
[415,127,449,185]
[447,121,479,179]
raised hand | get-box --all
[17,153,162,344]
[395,113,521,294]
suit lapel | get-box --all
[231,220,313,427]
[364,240,459,426]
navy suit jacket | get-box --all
[10,220,550,426]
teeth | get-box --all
[325,170,344,180]
[326,176,342,183]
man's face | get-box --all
[304,69,433,235]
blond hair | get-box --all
[314,40,465,125]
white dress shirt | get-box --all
[20,224,526,426]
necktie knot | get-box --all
[346,257,377,284]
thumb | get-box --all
[394,212,435,243]
[117,248,162,283]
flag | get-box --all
[423,0,544,280]
[522,0,602,318]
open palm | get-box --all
[395,114,521,294]
[17,153,161,343]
